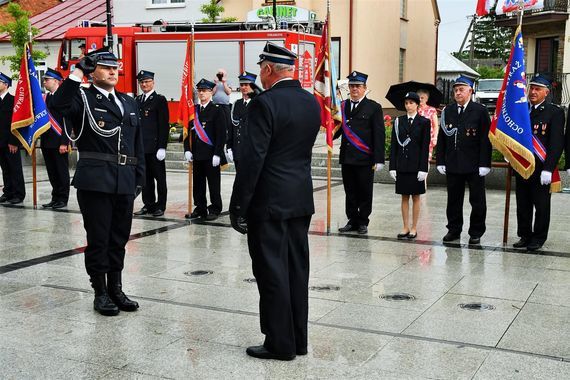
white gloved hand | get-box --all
[226,148,234,163]
[417,171,428,181]
[389,170,397,181]
[437,165,446,175]
[156,148,166,161]
[540,170,552,185]
[212,155,221,167]
[375,163,384,172]
[184,151,193,162]
[478,167,491,177]
[567,169,570,176]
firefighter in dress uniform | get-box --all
[227,71,257,170]
[50,48,145,316]
[183,79,227,221]
[133,70,170,217]
[436,76,492,245]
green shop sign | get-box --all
[247,6,317,22]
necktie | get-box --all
[458,105,464,115]
[108,93,123,115]
[408,117,413,126]
[351,100,359,111]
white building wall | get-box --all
[114,0,208,25]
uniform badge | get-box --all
[98,120,105,128]
[466,129,470,137]
[352,72,357,77]
[96,94,102,100]
[203,122,207,126]
[144,110,149,117]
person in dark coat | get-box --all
[389,92,430,239]
[227,71,257,170]
[50,48,145,316]
[513,75,565,251]
[229,42,321,361]
[183,78,227,221]
[133,70,170,217]
[40,68,70,209]
[436,76,492,245]
[334,71,385,235]
[0,72,26,204]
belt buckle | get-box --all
[118,154,127,165]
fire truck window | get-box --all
[244,40,284,88]
[70,39,86,60]
[195,41,239,90]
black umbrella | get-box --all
[385,81,443,111]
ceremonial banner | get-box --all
[476,0,495,16]
[178,37,195,142]
[489,27,535,179]
[11,44,50,154]
[495,0,544,15]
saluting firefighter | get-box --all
[40,68,71,209]
[0,72,26,204]
[436,76,492,245]
[513,75,565,251]
[133,70,170,217]
[227,71,257,170]
[50,48,145,316]
[184,79,227,221]
[335,71,385,235]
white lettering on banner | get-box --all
[500,59,524,135]
[13,86,25,114]
[34,109,47,122]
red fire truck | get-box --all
[56,24,322,123]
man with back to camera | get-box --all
[229,42,321,361]
[133,70,170,217]
[436,76,492,245]
[50,47,145,316]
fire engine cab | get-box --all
[57,23,322,123]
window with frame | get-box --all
[331,37,341,80]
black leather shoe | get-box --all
[42,200,55,208]
[246,346,295,361]
[152,209,164,217]
[468,236,481,245]
[51,201,67,209]
[443,232,460,242]
[357,225,368,234]
[107,272,139,312]
[527,241,543,251]
[0,194,8,203]
[513,238,530,248]
[407,232,417,239]
[133,207,149,216]
[90,274,119,316]
[205,212,219,221]
[338,223,357,233]
[7,198,23,204]
[397,232,410,239]
[188,210,206,219]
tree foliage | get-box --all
[454,13,513,63]
[200,0,236,23]
[0,2,47,77]
[477,66,505,79]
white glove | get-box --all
[478,167,491,177]
[567,169,570,175]
[212,155,220,167]
[540,170,552,185]
[417,171,428,181]
[156,148,166,161]
[389,170,397,181]
[437,165,446,175]
[226,148,234,163]
[375,163,384,172]
[184,151,193,162]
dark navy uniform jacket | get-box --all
[436,101,492,174]
[41,93,70,149]
[0,93,19,148]
[50,78,145,195]
[183,102,227,163]
[334,97,385,166]
[389,114,431,173]
[230,79,321,221]
[227,98,248,161]
[529,102,565,174]
[136,91,169,154]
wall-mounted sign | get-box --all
[247,6,317,23]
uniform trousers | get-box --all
[142,153,167,211]
[41,148,70,203]
[247,215,311,355]
[515,172,551,244]
[341,164,374,226]
[445,172,486,238]
[0,147,25,200]
[77,190,134,275]
[193,159,222,215]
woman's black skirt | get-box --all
[395,172,426,195]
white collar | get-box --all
[271,77,293,88]
[350,96,365,103]
[531,101,544,109]
[143,89,155,99]
[0,90,8,100]
[94,85,117,99]
[406,113,417,120]
[200,100,211,108]
[458,100,469,110]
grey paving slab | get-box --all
[472,351,570,380]
[448,275,538,301]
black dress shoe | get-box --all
[397,232,410,239]
[513,238,530,248]
[51,201,67,209]
[42,200,55,208]
[107,272,139,312]
[468,236,481,245]
[443,232,460,242]
[527,241,543,251]
[152,209,164,217]
[133,207,149,216]
[94,294,120,316]
[407,232,417,239]
[246,346,295,361]
[7,198,23,204]
[205,213,219,221]
[188,210,206,219]
[338,223,357,233]
[357,225,368,234]
[0,194,8,203]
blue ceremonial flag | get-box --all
[489,27,535,179]
[11,43,51,155]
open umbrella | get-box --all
[385,81,443,111]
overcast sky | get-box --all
[438,0,477,54]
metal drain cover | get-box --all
[243,278,257,283]
[309,285,340,292]
[459,303,495,311]
[380,293,416,301]
[184,270,213,276]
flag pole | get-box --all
[28,24,38,210]
[187,25,195,218]
[325,0,332,235]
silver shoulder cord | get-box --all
[63,88,122,152]
[439,107,457,148]
[230,101,240,126]
[394,117,411,147]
